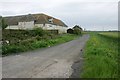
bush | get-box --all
[34,28,45,36]
[73,28,81,35]
[1,18,8,29]
[2,34,79,56]
[2,45,25,56]
[32,40,48,48]
[72,25,82,35]
[67,27,82,35]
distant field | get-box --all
[82,32,119,78]
[99,32,119,39]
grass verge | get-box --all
[81,32,119,78]
[2,34,79,56]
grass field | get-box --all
[99,32,119,39]
[82,32,119,78]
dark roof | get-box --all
[4,13,68,27]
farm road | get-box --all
[2,34,90,78]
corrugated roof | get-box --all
[4,13,68,27]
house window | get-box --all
[48,18,53,23]
[49,25,52,27]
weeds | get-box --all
[82,32,119,78]
[2,34,78,56]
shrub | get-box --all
[34,28,45,36]
[72,25,82,35]
[2,45,25,56]
[1,18,8,29]
[32,40,48,48]
[73,28,81,35]
[2,33,79,56]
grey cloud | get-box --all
[0,0,118,31]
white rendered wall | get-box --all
[5,25,19,29]
[18,21,34,30]
[42,24,67,33]
[5,23,67,33]
[34,24,44,28]
[5,21,35,30]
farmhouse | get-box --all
[4,13,68,33]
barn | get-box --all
[4,13,68,33]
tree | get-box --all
[1,18,8,29]
[72,25,83,35]
[73,28,81,35]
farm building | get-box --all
[4,13,68,33]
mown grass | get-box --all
[2,34,79,56]
[82,32,119,78]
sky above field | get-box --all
[0,0,119,31]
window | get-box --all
[49,25,52,27]
[48,18,53,23]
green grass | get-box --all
[99,32,119,39]
[82,32,119,78]
[2,34,79,56]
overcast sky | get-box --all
[0,0,119,31]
